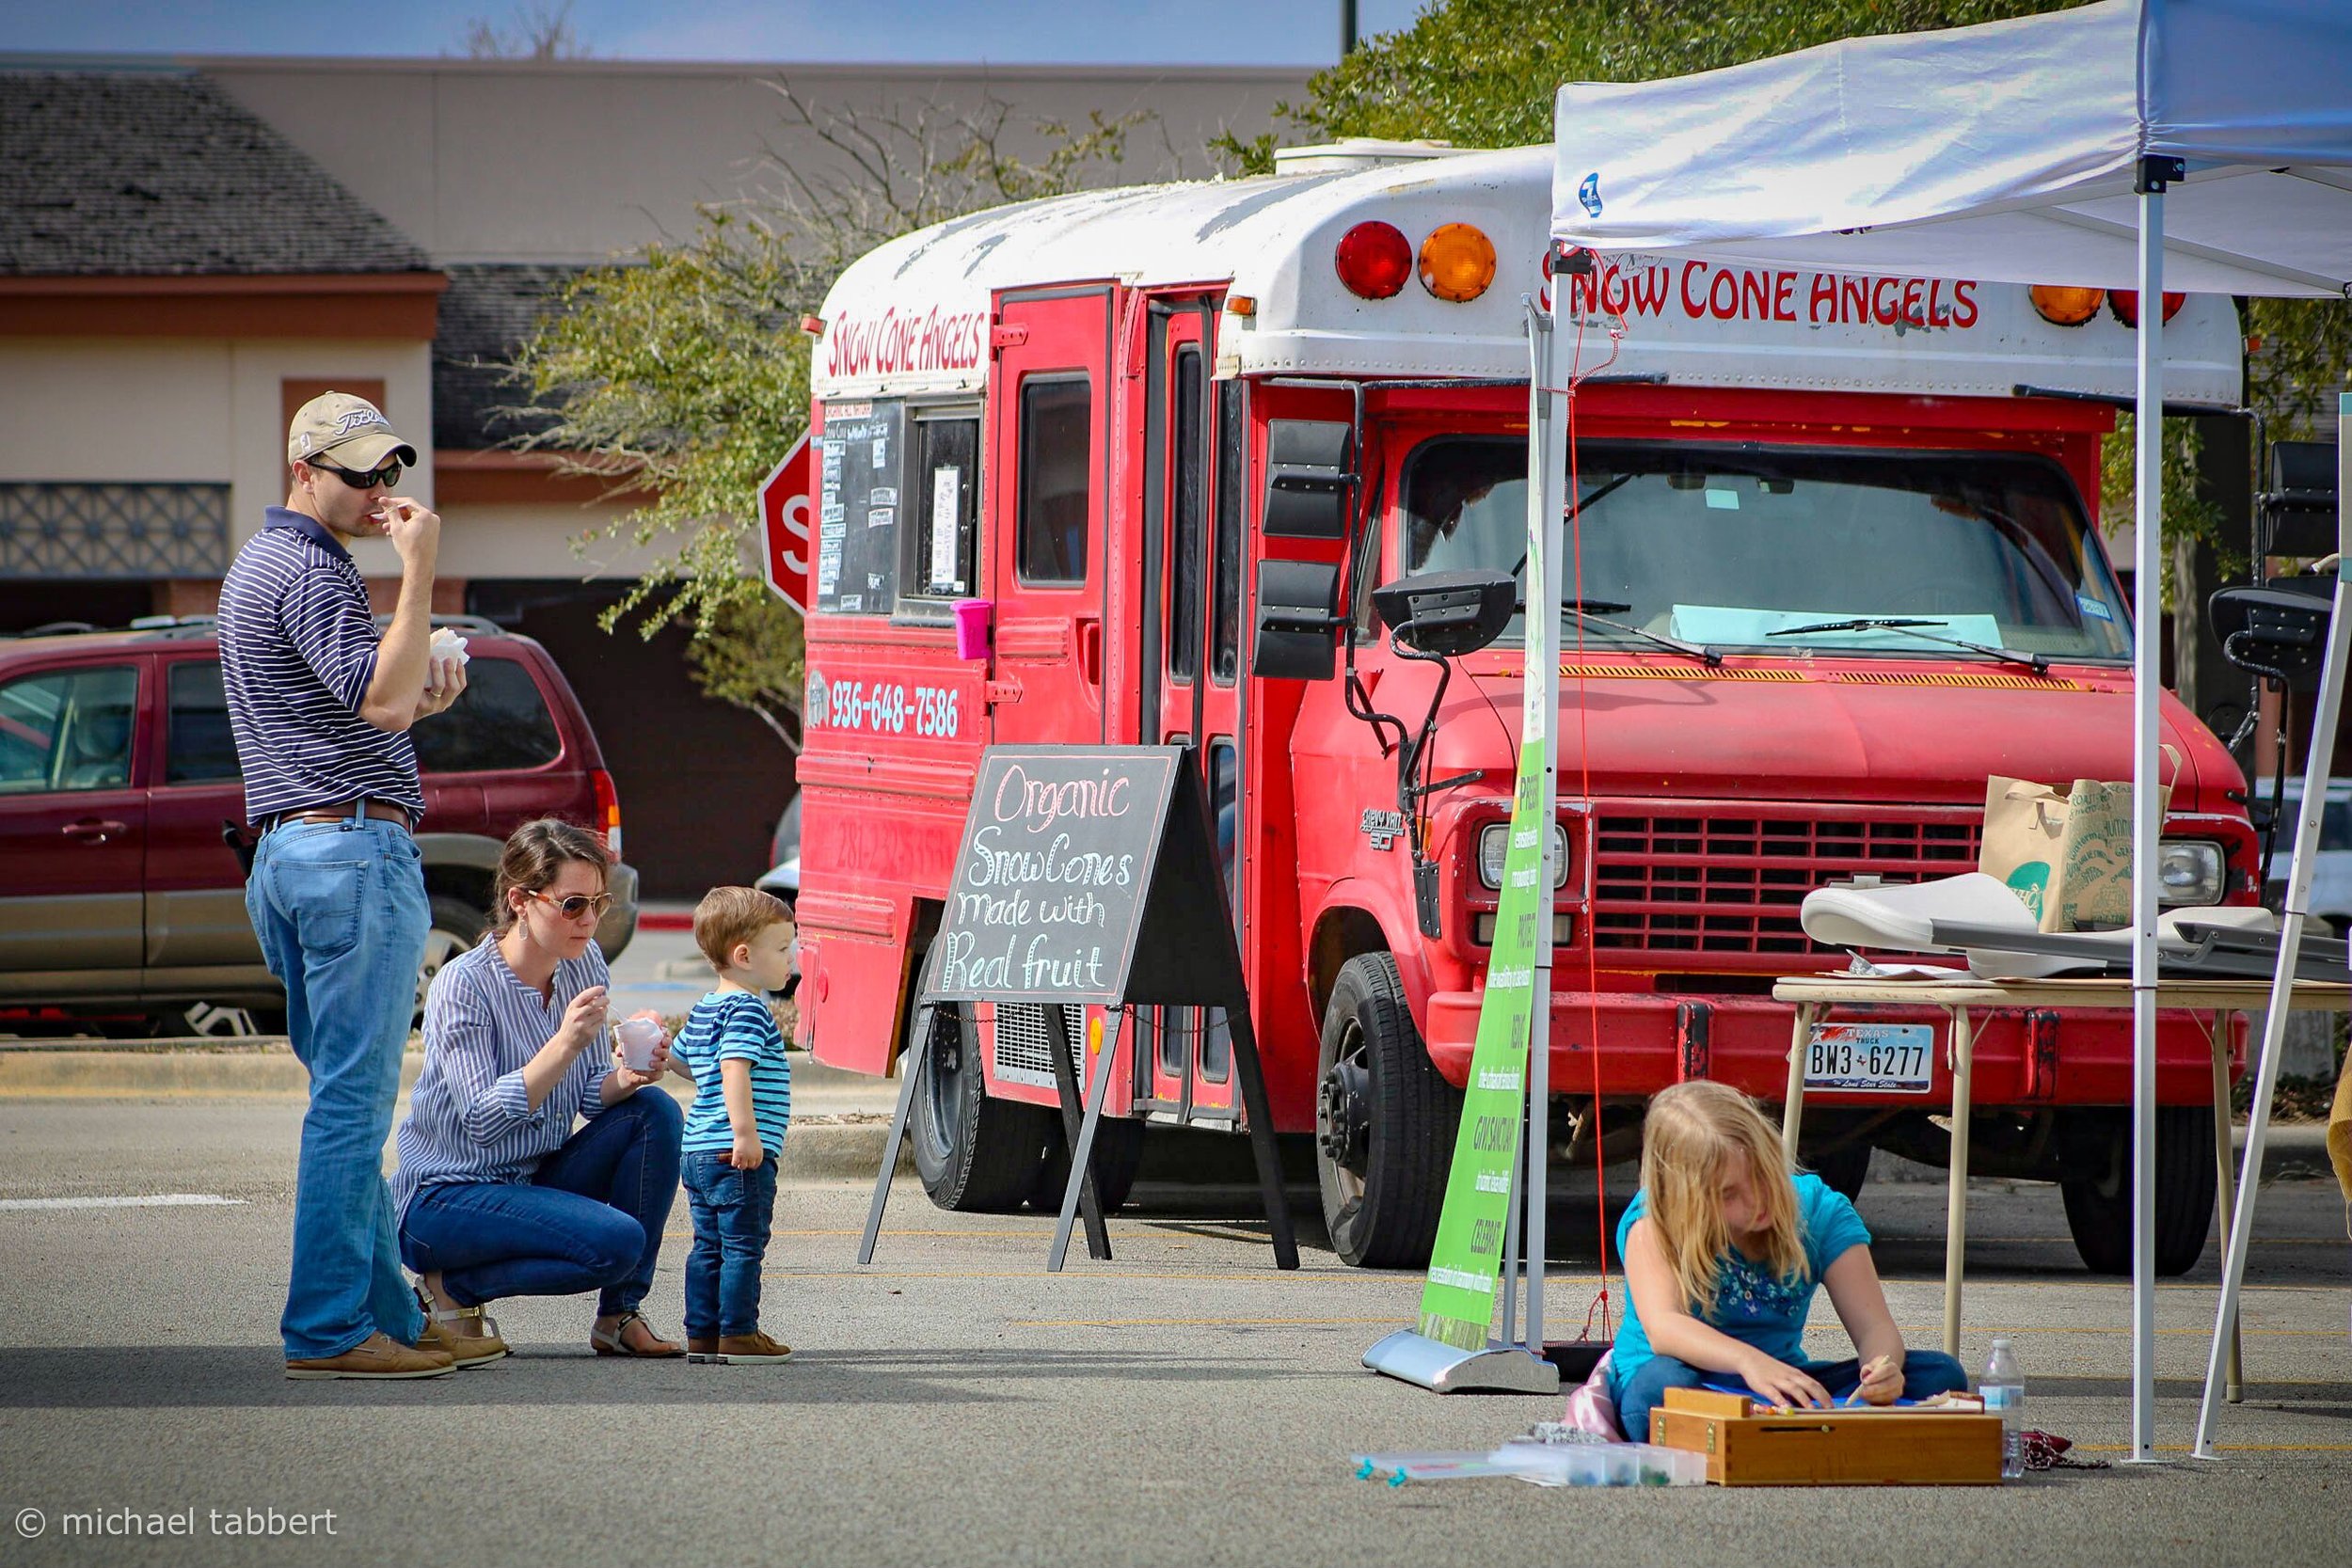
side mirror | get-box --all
[2258,439,2338,560]
[1252,559,1343,680]
[1262,420,1356,540]
[2211,572,2336,689]
[1371,568,1517,658]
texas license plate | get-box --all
[1804,1022,1936,1094]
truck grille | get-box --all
[1591,809,1981,955]
[991,1003,1085,1088]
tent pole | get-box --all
[2125,169,2167,1465]
[1526,289,1567,1354]
[2195,392,2352,1456]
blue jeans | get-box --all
[680,1150,778,1338]
[246,816,430,1362]
[399,1089,682,1316]
[1614,1349,1970,1444]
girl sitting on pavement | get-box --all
[1609,1081,1967,1440]
[391,818,686,1362]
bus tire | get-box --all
[2058,1106,2217,1276]
[907,996,1054,1213]
[1316,952,1463,1269]
[1027,1116,1145,1213]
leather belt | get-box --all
[264,800,412,834]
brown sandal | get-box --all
[590,1309,682,1358]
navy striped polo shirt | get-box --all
[217,507,422,826]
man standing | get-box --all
[221,392,471,1379]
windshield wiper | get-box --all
[1766,616,2049,674]
[1536,596,1723,667]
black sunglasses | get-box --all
[312,457,404,489]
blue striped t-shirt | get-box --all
[674,990,791,1155]
[217,507,424,825]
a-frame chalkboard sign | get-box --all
[858,745,1298,1272]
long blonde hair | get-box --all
[1639,1082,1808,1315]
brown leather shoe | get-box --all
[418,1314,509,1369]
[687,1336,719,1359]
[285,1332,455,1381]
[691,1331,792,1364]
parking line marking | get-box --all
[1009,1316,1406,1328]
[0,1193,245,1211]
[2079,1443,2352,1453]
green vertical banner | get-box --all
[1412,517,1552,1352]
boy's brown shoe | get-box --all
[285,1332,455,1380]
[691,1332,791,1364]
[687,1336,720,1359]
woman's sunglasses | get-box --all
[312,457,405,489]
[530,890,613,921]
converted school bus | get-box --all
[787,140,2257,1272]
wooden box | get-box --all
[1649,1387,2004,1486]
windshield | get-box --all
[1402,439,2130,661]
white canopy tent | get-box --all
[1541,0,2351,1461]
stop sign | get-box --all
[757,431,814,615]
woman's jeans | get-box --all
[680,1150,779,1338]
[1614,1350,1970,1443]
[400,1090,682,1317]
[246,817,429,1362]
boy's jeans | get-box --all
[245,817,430,1361]
[681,1150,779,1338]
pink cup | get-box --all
[952,597,993,659]
[614,1016,664,1071]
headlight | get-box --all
[2156,840,2226,906]
[1478,821,1569,890]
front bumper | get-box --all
[1422,986,2243,1108]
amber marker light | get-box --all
[1334,220,1413,299]
[2028,285,2105,326]
[2109,289,2186,327]
[1418,222,1498,303]
[1226,295,1258,318]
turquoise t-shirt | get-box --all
[1607,1172,1871,1400]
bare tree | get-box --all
[461,0,590,60]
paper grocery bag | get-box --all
[1979,775,2172,932]
[1980,776,2068,925]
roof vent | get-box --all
[1270,138,1466,176]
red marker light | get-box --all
[1335,221,1413,300]
[2109,289,2185,326]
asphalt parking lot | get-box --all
[0,1083,2345,1568]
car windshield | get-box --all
[1402,439,2131,661]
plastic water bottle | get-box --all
[1980,1336,2026,1479]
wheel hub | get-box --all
[1317,1056,1372,1174]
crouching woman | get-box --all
[392,819,685,1361]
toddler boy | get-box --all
[671,886,797,1363]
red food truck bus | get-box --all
[788,140,2255,1272]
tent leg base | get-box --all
[1362,1330,1561,1394]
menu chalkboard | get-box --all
[866,742,1299,1273]
[931,746,1239,1006]
[815,401,905,615]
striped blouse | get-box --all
[390,938,614,1224]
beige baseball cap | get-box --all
[286,391,420,471]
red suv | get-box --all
[0,614,638,1034]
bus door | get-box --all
[986,286,1111,750]
[981,286,1112,1102]
[1136,294,1248,1125]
